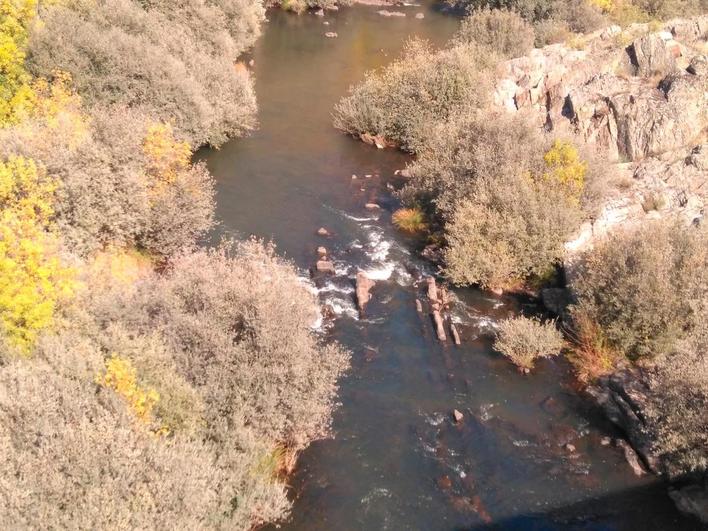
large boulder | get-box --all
[564,66,707,161]
[628,32,679,77]
[587,367,661,473]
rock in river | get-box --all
[356,271,375,314]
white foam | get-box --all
[368,239,392,261]
[322,295,359,320]
[394,265,413,286]
[318,282,355,295]
[361,262,395,280]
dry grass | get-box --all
[392,208,427,233]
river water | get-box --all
[200,4,701,530]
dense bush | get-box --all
[570,220,708,361]
[398,111,592,289]
[444,168,583,289]
[647,334,708,478]
[271,0,352,13]
[444,0,605,35]
[0,240,349,528]
[86,240,350,450]
[0,353,289,529]
[28,0,262,147]
[401,111,547,218]
[494,316,565,369]
[0,83,215,257]
[455,8,535,59]
[333,39,498,153]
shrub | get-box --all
[333,39,498,153]
[570,220,708,361]
[565,309,622,382]
[0,103,215,257]
[28,0,260,147]
[494,315,565,369]
[86,240,350,450]
[443,171,583,289]
[392,207,427,233]
[455,8,535,59]
[543,139,587,203]
[401,110,547,218]
[0,0,37,125]
[0,355,290,529]
[646,334,708,477]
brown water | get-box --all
[200,5,701,530]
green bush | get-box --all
[455,8,535,59]
[570,220,708,361]
[0,105,215,257]
[399,111,592,290]
[494,316,565,369]
[443,169,583,289]
[333,39,498,153]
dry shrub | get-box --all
[494,316,565,370]
[570,220,708,361]
[0,105,215,257]
[333,39,498,153]
[401,110,547,219]
[565,310,622,383]
[0,239,349,528]
[455,8,535,59]
[392,207,427,233]
[87,239,350,450]
[423,113,587,289]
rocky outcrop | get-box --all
[565,67,708,161]
[586,367,661,474]
[494,16,708,163]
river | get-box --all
[199,4,701,530]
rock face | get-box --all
[355,271,375,314]
[494,17,708,163]
[587,368,661,474]
[628,32,678,76]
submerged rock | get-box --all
[316,260,336,274]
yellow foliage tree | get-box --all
[542,140,587,202]
[0,155,74,353]
[143,122,191,185]
[97,355,160,424]
[589,0,614,13]
[19,72,88,146]
[0,0,38,125]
